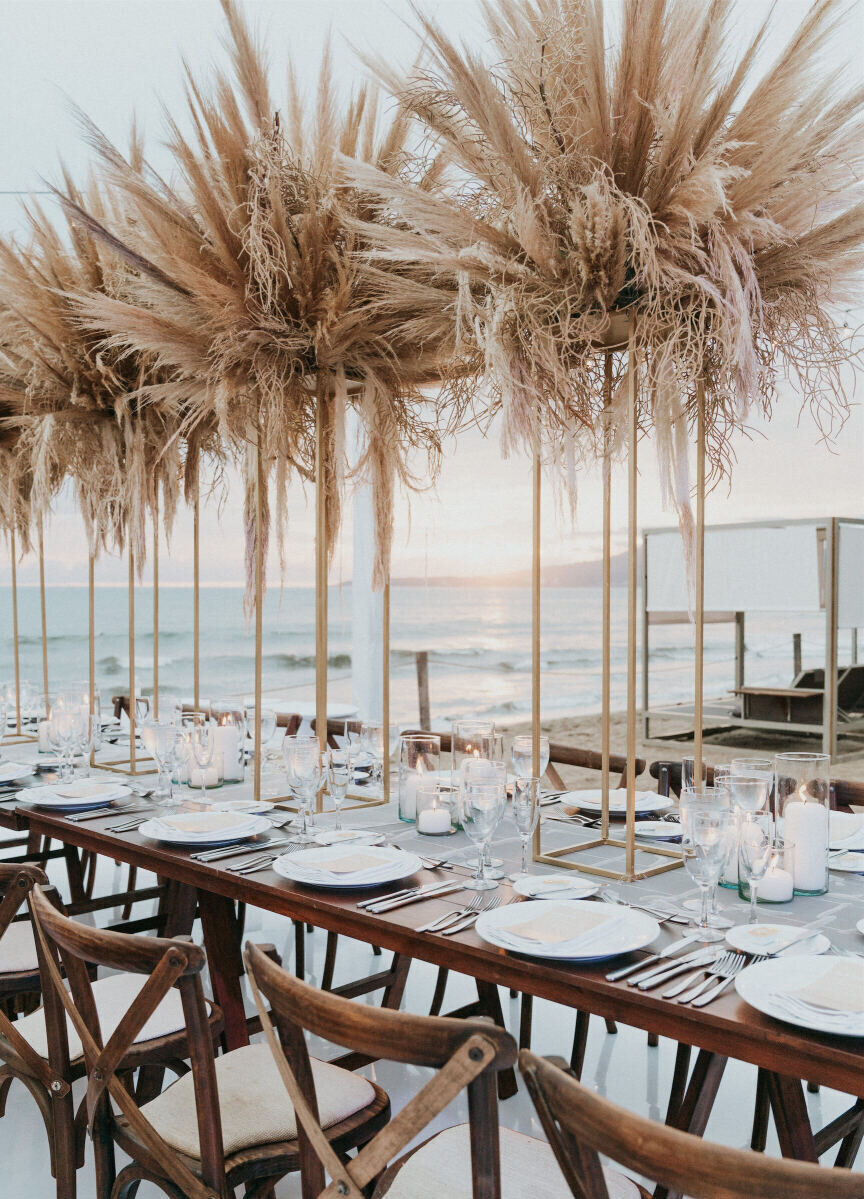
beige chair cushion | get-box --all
[140,1041,377,1158]
[379,1123,641,1198]
[0,920,39,975]
[12,971,187,1060]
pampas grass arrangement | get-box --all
[352,0,864,527]
[64,0,476,596]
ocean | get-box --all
[0,583,833,727]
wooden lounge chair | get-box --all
[732,663,864,726]
[519,1050,864,1199]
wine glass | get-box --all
[48,702,80,781]
[682,756,707,791]
[511,734,549,780]
[510,776,541,881]
[285,736,323,842]
[679,790,733,943]
[730,773,770,815]
[739,812,774,924]
[143,721,182,804]
[360,722,384,786]
[462,779,506,891]
[459,757,506,877]
[190,720,215,803]
[327,747,354,831]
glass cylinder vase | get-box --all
[775,752,830,896]
[398,733,440,823]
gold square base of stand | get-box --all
[92,755,158,777]
[534,835,684,883]
[4,733,38,745]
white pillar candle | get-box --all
[38,720,51,753]
[756,864,794,903]
[216,726,244,782]
[784,798,829,892]
[188,766,221,789]
[401,772,420,819]
[418,805,451,835]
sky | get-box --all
[2,0,862,587]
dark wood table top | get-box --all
[18,802,864,1099]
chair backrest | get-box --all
[519,1052,864,1199]
[29,885,225,1199]
[838,664,864,711]
[649,759,722,797]
[312,717,363,748]
[245,940,517,1199]
[546,742,646,791]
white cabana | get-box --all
[642,517,864,754]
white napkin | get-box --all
[740,926,809,954]
[51,782,116,800]
[288,848,404,883]
[497,904,622,954]
[152,812,260,840]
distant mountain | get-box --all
[393,549,639,588]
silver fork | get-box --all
[229,843,303,873]
[193,837,297,862]
[440,894,501,935]
[416,893,484,934]
[688,953,757,1007]
[668,951,742,1003]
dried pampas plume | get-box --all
[352,0,864,541]
[65,0,476,602]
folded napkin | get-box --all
[501,904,619,950]
[52,782,115,800]
[155,812,257,837]
[298,851,389,876]
[741,926,808,954]
[791,960,864,1014]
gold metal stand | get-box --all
[693,385,705,775]
[533,316,682,880]
[152,497,159,720]
[253,427,264,803]
[6,528,35,743]
[315,403,328,811]
[38,520,49,713]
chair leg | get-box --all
[428,967,449,1016]
[606,1019,618,1035]
[518,993,533,1051]
[569,1010,590,1079]
[121,866,138,921]
[647,1031,659,1047]
[835,1103,864,1169]
[321,931,339,991]
[475,981,518,1100]
[665,1043,692,1127]
[293,919,305,979]
[751,1067,771,1152]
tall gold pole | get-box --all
[382,578,391,801]
[694,384,705,781]
[193,482,200,711]
[601,352,612,843]
[128,545,136,773]
[89,552,96,766]
[315,402,328,806]
[152,496,159,720]
[38,520,49,713]
[625,326,638,880]
[531,452,542,858]
[10,528,21,735]
[253,429,264,803]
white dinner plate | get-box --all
[633,819,682,841]
[513,875,599,900]
[561,789,671,816]
[726,923,829,957]
[0,762,36,785]
[829,812,864,850]
[474,898,660,961]
[138,813,272,847]
[22,782,132,811]
[736,957,864,1037]
[830,851,864,874]
[272,845,421,889]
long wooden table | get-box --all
[14,796,864,1175]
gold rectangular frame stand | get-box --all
[6,528,37,744]
[533,318,684,882]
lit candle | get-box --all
[38,721,51,753]
[757,862,794,903]
[215,725,244,782]
[401,763,425,820]
[784,785,829,893]
[418,804,451,835]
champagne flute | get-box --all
[510,776,541,881]
[190,720,215,803]
[327,747,353,831]
[286,737,323,842]
[462,779,506,891]
[739,812,774,923]
[680,791,733,943]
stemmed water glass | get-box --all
[511,734,549,780]
[679,790,733,943]
[510,776,541,881]
[360,722,385,786]
[142,721,183,805]
[739,812,774,923]
[48,701,83,781]
[682,756,707,791]
[462,779,506,891]
[190,719,216,803]
[284,735,322,842]
[327,747,354,831]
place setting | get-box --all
[16,778,133,813]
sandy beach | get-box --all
[501,708,864,788]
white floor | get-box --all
[4,858,859,1198]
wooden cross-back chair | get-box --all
[247,939,579,1199]
[519,1050,864,1199]
[28,886,389,1199]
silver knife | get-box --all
[633,949,720,990]
[367,882,464,913]
[605,934,700,981]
